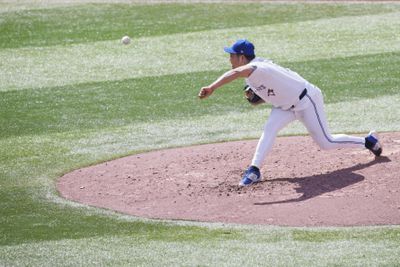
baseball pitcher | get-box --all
[198,39,382,186]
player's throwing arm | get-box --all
[198,65,255,99]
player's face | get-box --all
[229,54,246,69]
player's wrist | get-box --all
[208,85,217,92]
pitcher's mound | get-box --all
[58,132,400,227]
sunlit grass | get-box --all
[1,11,400,91]
[1,52,398,138]
[1,227,399,266]
[2,2,398,48]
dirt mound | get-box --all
[58,132,400,226]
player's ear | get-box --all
[240,54,245,60]
[240,54,249,64]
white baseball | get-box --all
[121,36,131,45]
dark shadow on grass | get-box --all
[254,156,391,205]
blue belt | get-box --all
[299,88,307,100]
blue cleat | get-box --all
[365,131,382,157]
[239,166,261,186]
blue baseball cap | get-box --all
[224,39,255,56]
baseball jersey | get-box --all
[245,58,309,110]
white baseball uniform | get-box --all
[245,58,365,168]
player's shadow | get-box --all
[254,156,390,205]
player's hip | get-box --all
[290,83,322,111]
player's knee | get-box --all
[311,135,335,150]
[309,132,336,150]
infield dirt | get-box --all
[58,132,400,226]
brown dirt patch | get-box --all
[57,132,400,227]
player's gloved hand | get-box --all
[244,85,264,105]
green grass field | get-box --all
[1,1,400,266]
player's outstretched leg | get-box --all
[299,90,383,156]
[299,90,365,150]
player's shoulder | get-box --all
[247,58,275,73]
[247,57,273,67]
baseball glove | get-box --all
[244,85,264,105]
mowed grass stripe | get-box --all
[1,11,400,91]
[1,51,399,138]
[1,228,400,266]
[1,3,399,48]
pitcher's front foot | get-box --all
[239,166,261,186]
